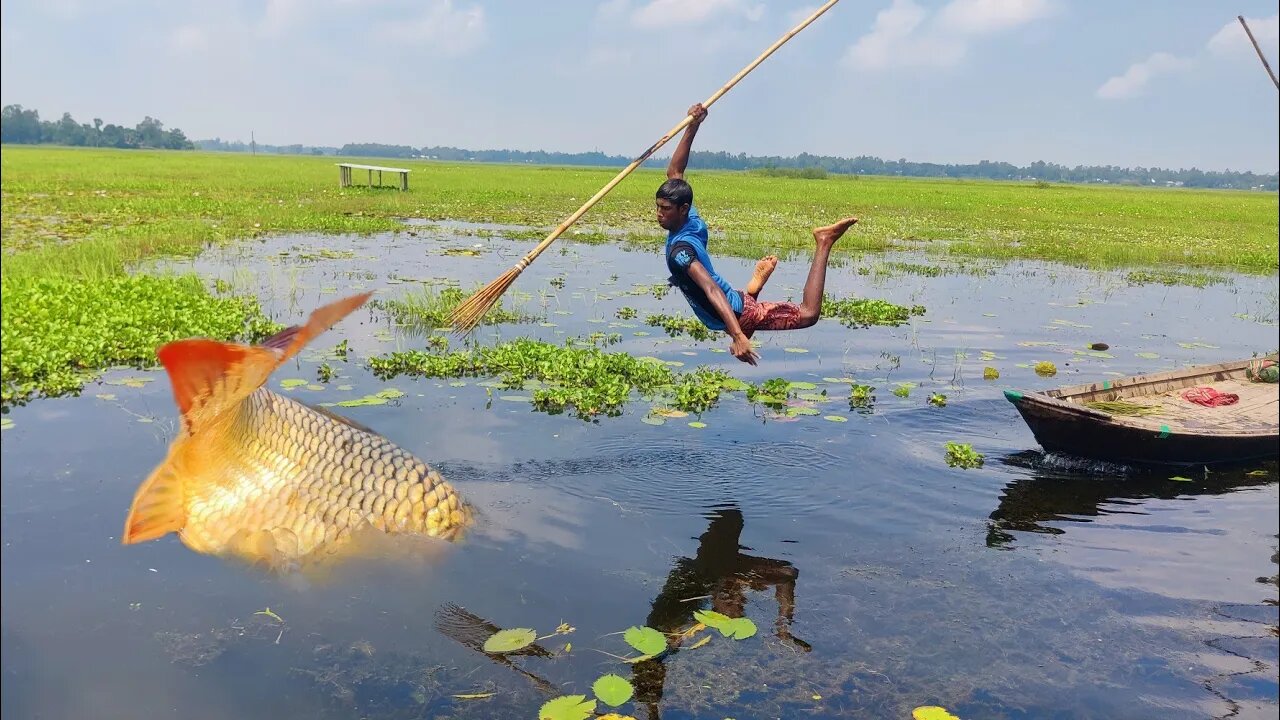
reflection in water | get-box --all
[632,504,809,719]
[432,603,558,696]
[986,451,1278,548]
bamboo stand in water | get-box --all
[449,0,843,333]
[1237,15,1279,89]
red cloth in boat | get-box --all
[1181,386,1239,407]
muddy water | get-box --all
[2,223,1276,720]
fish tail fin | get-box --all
[122,461,186,544]
[156,292,373,432]
[124,293,372,545]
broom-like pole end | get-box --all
[448,264,525,335]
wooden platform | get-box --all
[337,163,410,191]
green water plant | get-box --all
[945,442,984,469]
[821,295,927,328]
[373,284,533,329]
[645,313,715,341]
[1,274,280,411]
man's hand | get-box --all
[687,103,708,126]
[729,333,759,366]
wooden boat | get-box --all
[1004,356,1279,467]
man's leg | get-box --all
[793,216,858,327]
[744,255,778,300]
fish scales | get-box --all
[122,293,474,570]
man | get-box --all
[658,102,859,365]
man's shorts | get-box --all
[736,292,807,335]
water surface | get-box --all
[3,224,1276,719]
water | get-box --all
[2,224,1277,720]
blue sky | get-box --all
[2,0,1277,172]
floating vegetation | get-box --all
[1083,400,1163,417]
[693,609,758,640]
[747,377,793,409]
[538,695,596,720]
[928,393,947,407]
[849,384,876,412]
[1,274,280,411]
[368,339,739,420]
[591,674,634,707]
[983,367,1000,380]
[1125,269,1230,288]
[913,707,961,720]
[1034,361,1058,376]
[374,284,535,330]
[821,295,926,328]
[645,313,715,341]
[615,306,638,320]
[945,442,985,469]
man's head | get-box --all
[655,179,693,232]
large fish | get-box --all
[122,292,473,571]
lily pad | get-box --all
[640,416,665,426]
[785,407,821,417]
[280,379,309,389]
[538,695,596,720]
[798,393,828,402]
[823,415,849,422]
[783,347,809,353]
[688,421,708,429]
[1169,476,1194,482]
[1,418,14,430]
[788,381,818,390]
[376,388,406,399]
[499,395,532,402]
[591,674,635,707]
[482,628,536,654]
[913,707,960,720]
[1136,352,1160,359]
[623,626,667,657]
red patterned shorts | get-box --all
[737,292,807,336]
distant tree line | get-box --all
[197,137,333,155]
[318,142,1275,191]
[1,105,194,150]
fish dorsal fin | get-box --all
[156,292,373,432]
[156,340,280,432]
[261,292,373,369]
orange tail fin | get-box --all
[123,293,372,545]
[157,292,372,433]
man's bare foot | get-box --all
[746,255,778,297]
[813,216,859,250]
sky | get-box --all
[2,0,1278,173]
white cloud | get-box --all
[378,0,486,56]
[844,0,1050,70]
[168,24,210,55]
[935,0,1052,35]
[1096,13,1277,100]
[630,0,762,30]
[259,0,305,37]
[1207,13,1278,57]
[1095,52,1188,99]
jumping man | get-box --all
[657,103,859,365]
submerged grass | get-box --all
[0,274,281,411]
[373,284,536,330]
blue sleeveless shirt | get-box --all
[664,205,743,330]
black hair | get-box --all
[656,178,693,207]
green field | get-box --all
[1,145,1276,410]
[3,145,1277,280]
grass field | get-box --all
[3,145,1276,281]
[1,145,1276,410]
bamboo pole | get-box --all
[449,0,842,333]
[1238,15,1279,89]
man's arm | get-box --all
[666,103,708,180]
[685,260,759,365]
